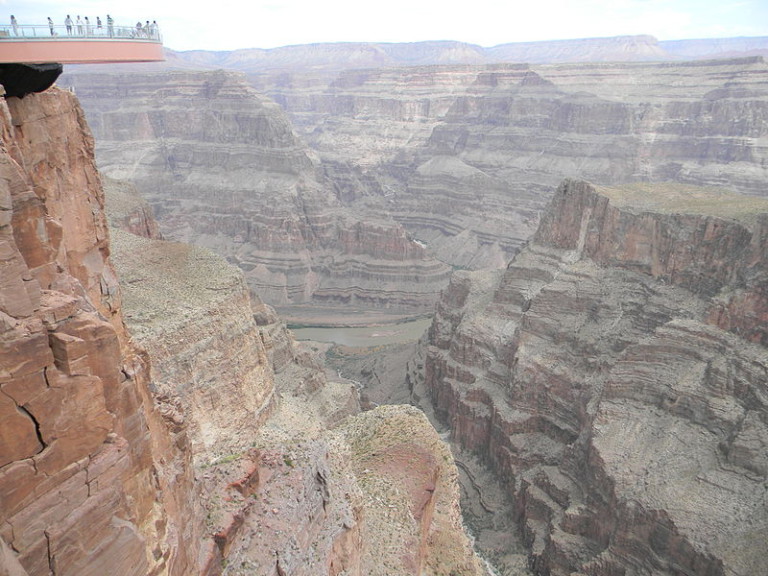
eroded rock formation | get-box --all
[1,84,484,575]
[109,228,276,454]
[63,56,768,302]
[339,405,484,576]
[422,179,768,575]
[107,228,483,574]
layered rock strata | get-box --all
[424,179,768,575]
[0,83,484,575]
[104,179,356,572]
[65,55,768,276]
[0,89,204,575]
[256,57,768,270]
[61,70,451,314]
[109,229,276,454]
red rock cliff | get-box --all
[0,88,204,575]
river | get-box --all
[290,317,432,347]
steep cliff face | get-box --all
[0,89,204,575]
[61,70,451,315]
[109,229,276,454]
[423,180,768,575]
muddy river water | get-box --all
[290,317,432,347]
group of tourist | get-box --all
[133,20,161,39]
[8,14,159,40]
[61,14,108,37]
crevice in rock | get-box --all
[4,521,20,554]
[44,530,55,575]
[17,404,47,454]
[455,459,494,513]
[43,366,52,388]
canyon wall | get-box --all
[422,179,768,575]
[109,226,276,455]
[249,57,768,271]
[0,88,205,575]
[61,70,451,315]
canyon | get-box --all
[0,87,483,575]
[2,34,768,576]
[61,70,452,316]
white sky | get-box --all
[3,0,768,52]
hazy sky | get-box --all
[3,0,767,52]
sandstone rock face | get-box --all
[61,70,451,314]
[0,89,204,575]
[423,180,768,575]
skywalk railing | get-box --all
[0,23,162,42]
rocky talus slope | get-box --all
[421,179,768,575]
[103,180,484,573]
[0,88,205,575]
[61,70,451,314]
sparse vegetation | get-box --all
[596,182,768,225]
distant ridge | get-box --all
[659,36,768,60]
[67,34,768,75]
[486,34,669,63]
